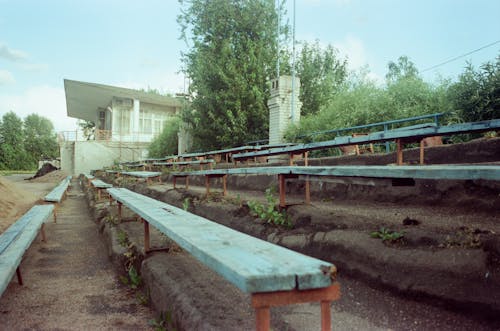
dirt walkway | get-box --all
[0,180,153,330]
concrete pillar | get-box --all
[178,123,192,155]
[268,75,301,145]
[133,99,140,136]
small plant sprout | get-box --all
[370,227,404,242]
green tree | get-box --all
[24,114,59,166]
[296,41,348,115]
[148,117,180,157]
[0,112,30,170]
[178,0,288,150]
[385,55,419,84]
[78,120,95,140]
[448,56,500,122]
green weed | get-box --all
[370,227,404,242]
[247,188,292,228]
[149,311,177,331]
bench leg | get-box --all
[205,175,210,195]
[144,220,150,253]
[118,202,122,221]
[252,283,339,331]
[278,174,286,210]
[173,176,177,189]
[419,139,425,165]
[396,139,404,165]
[97,189,102,201]
[255,307,271,331]
[222,175,227,196]
[321,300,332,331]
[304,152,310,205]
[16,267,23,286]
[41,223,46,242]
[53,204,58,223]
[186,177,189,190]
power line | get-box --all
[421,39,500,73]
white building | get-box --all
[62,79,187,175]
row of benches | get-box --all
[168,164,500,208]
[117,119,499,174]
[231,119,500,166]
[0,176,72,298]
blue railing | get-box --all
[296,112,445,152]
[246,112,445,151]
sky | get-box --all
[0,0,499,132]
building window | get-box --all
[154,119,163,136]
[139,109,152,134]
[117,109,130,134]
[98,110,106,130]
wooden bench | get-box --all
[91,179,113,201]
[232,119,500,166]
[121,171,162,185]
[205,145,261,163]
[170,165,500,209]
[178,151,208,161]
[0,205,54,297]
[107,188,340,330]
[83,173,95,186]
[124,163,146,171]
[43,176,72,222]
[152,159,215,171]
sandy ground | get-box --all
[0,177,154,330]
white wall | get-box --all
[60,141,149,175]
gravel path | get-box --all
[0,180,154,330]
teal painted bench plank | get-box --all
[121,171,162,178]
[171,165,500,181]
[44,176,72,203]
[107,188,333,293]
[0,204,54,297]
[152,160,215,166]
[91,179,113,188]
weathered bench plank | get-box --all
[0,205,54,297]
[91,179,113,188]
[121,171,162,178]
[173,165,500,181]
[107,188,333,293]
[44,176,72,203]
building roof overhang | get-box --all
[64,79,183,122]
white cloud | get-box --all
[0,69,15,85]
[0,85,78,132]
[333,35,367,70]
[0,43,28,62]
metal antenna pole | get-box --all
[290,0,296,121]
[276,0,280,79]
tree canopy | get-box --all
[178,0,288,150]
[0,112,59,170]
[296,41,348,116]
